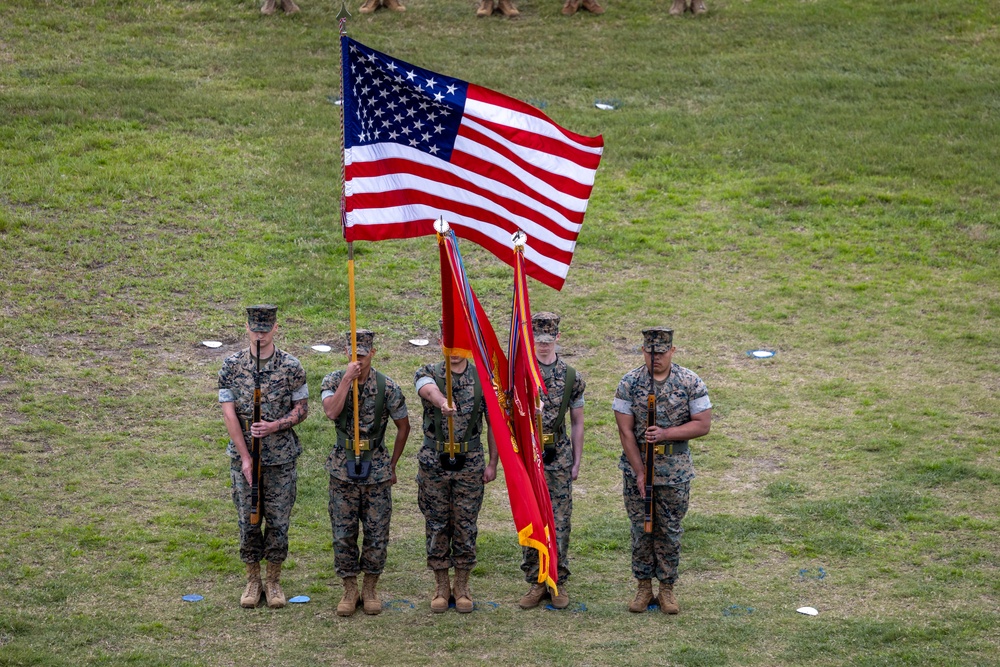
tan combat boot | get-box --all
[561,0,579,14]
[628,578,654,613]
[337,576,360,617]
[453,568,474,613]
[261,0,278,14]
[476,0,494,17]
[430,569,451,613]
[359,0,380,13]
[264,561,287,609]
[657,582,680,614]
[690,0,706,13]
[550,584,569,609]
[241,562,263,608]
[580,0,604,14]
[383,0,408,11]
[669,0,685,15]
[361,573,382,615]
[497,0,519,16]
[518,583,548,609]
[281,0,300,13]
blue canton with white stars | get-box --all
[343,38,468,161]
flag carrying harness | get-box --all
[334,371,388,458]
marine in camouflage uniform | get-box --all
[321,329,410,617]
[219,305,309,610]
[518,312,586,611]
[415,353,498,613]
[613,327,712,615]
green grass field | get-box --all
[1,0,998,665]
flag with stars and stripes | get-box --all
[341,36,604,291]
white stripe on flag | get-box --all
[347,143,584,234]
[460,115,599,188]
[464,97,605,158]
[345,204,572,278]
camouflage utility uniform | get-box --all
[414,361,489,572]
[521,356,585,585]
[613,362,710,585]
[321,368,407,579]
[219,347,308,565]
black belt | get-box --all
[424,435,482,453]
[337,437,384,452]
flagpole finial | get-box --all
[511,230,527,249]
[434,217,451,234]
[337,0,352,20]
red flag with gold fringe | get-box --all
[438,228,560,593]
[507,239,560,592]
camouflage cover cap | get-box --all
[346,329,375,356]
[642,327,674,353]
[532,312,560,342]
[246,305,278,332]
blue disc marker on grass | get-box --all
[384,599,415,611]
[723,605,754,617]
[288,596,310,604]
[182,594,204,603]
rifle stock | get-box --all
[643,359,655,534]
[249,340,263,527]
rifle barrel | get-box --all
[643,361,656,534]
[250,340,263,527]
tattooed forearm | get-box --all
[274,400,308,431]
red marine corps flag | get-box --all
[341,37,604,291]
[507,232,560,593]
[437,223,560,594]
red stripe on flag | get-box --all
[466,84,606,150]
[454,124,596,201]
[346,157,585,235]
[468,116,604,172]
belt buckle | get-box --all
[541,433,555,446]
[654,444,666,455]
[437,441,468,454]
[347,439,371,452]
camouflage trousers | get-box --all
[623,474,690,584]
[230,459,298,564]
[328,476,393,578]
[521,466,572,583]
[416,463,485,571]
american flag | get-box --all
[341,37,604,291]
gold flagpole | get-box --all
[337,3,363,475]
[435,218,458,463]
[348,243,362,469]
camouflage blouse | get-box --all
[320,369,408,484]
[414,361,487,448]
[612,363,711,487]
[538,357,586,472]
[218,347,309,466]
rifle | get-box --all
[643,355,656,534]
[249,340,263,526]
